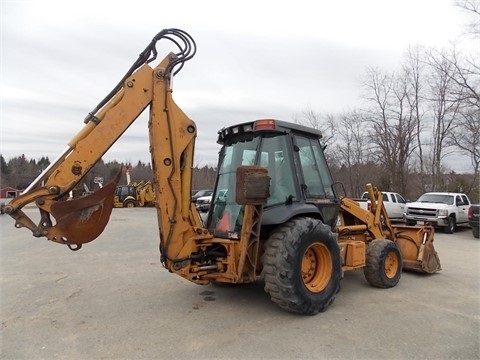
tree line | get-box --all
[0,155,218,199]
[1,152,478,203]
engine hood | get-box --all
[406,202,449,209]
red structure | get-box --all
[0,187,22,198]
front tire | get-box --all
[364,239,402,288]
[444,216,456,234]
[124,201,136,208]
[262,217,342,315]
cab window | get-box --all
[294,136,335,198]
[259,136,297,206]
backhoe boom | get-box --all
[4,29,204,253]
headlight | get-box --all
[438,209,448,216]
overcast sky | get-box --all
[1,0,476,172]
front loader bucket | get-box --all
[47,171,121,246]
[392,225,441,274]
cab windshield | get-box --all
[207,134,296,238]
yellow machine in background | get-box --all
[4,29,440,315]
[113,181,156,208]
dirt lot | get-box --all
[1,208,479,359]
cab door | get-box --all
[457,195,470,222]
[389,193,407,219]
[293,135,339,228]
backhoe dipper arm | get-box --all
[5,29,207,254]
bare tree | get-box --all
[435,46,480,192]
[293,107,336,147]
[391,68,419,194]
[456,0,480,36]
[361,67,419,194]
[404,46,429,192]
[333,111,371,196]
[423,48,464,190]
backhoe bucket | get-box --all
[47,171,121,246]
[392,225,441,274]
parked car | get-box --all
[468,204,479,238]
[191,189,213,203]
[196,195,212,212]
[196,189,228,213]
[404,192,471,233]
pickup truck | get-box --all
[357,191,407,220]
[468,204,479,238]
[404,192,471,234]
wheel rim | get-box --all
[126,202,134,208]
[384,251,399,279]
[301,243,332,293]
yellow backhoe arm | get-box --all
[4,29,206,253]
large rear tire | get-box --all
[261,217,342,315]
[364,239,402,288]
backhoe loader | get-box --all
[113,180,156,208]
[4,29,441,315]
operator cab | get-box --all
[206,119,340,239]
[114,185,136,202]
